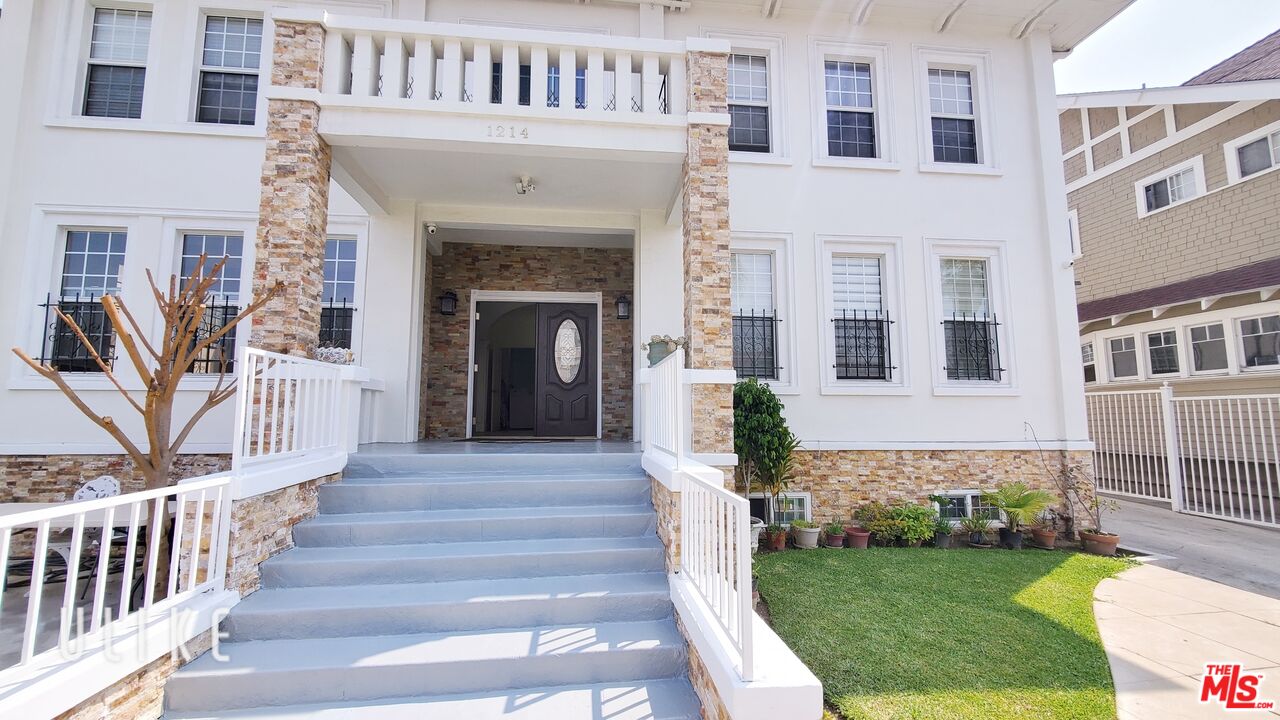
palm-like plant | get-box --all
[982,482,1055,533]
[755,431,801,525]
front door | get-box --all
[534,303,597,437]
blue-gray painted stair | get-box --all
[164,449,701,719]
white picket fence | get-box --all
[642,348,754,681]
[1086,385,1280,527]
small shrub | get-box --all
[825,522,845,536]
[789,519,817,529]
[858,501,937,545]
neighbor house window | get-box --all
[728,54,770,153]
[1082,342,1096,383]
[831,255,890,380]
[1109,336,1138,379]
[1235,129,1280,179]
[940,258,1000,381]
[731,251,778,379]
[1189,323,1228,372]
[824,60,875,159]
[1147,330,1180,375]
[43,230,127,372]
[83,8,152,119]
[927,68,977,163]
[1239,315,1280,368]
[180,234,243,373]
[1138,159,1204,215]
[321,238,357,349]
[197,16,263,125]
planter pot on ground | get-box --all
[767,531,787,551]
[1006,530,1024,550]
[968,532,988,546]
[1080,530,1121,556]
[997,527,1011,548]
[824,533,845,548]
[750,518,765,554]
[934,532,953,549]
[845,529,870,549]
[1031,528,1057,549]
[792,527,820,550]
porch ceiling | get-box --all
[331,145,682,214]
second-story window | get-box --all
[831,255,891,380]
[83,8,152,119]
[1239,315,1280,368]
[1109,336,1138,380]
[180,234,243,374]
[197,16,263,125]
[824,61,876,159]
[321,238,357,350]
[731,251,778,379]
[1189,323,1228,372]
[1082,342,1096,383]
[928,68,977,164]
[42,230,127,372]
[1236,129,1280,178]
[1142,167,1197,213]
[728,54,770,153]
[940,258,1001,381]
[1146,330,1180,375]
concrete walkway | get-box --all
[1107,498,1280,599]
[1095,564,1280,719]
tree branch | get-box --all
[51,306,144,415]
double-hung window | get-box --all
[43,230,127,372]
[824,61,875,159]
[1233,127,1280,179]
[1081,342,1096,383]
[180,234,243,374]
[197,16,263,125]
[1239,315,1280,368]
[940,258,1001,381]
[1146,330,1180,375]
[728,54,770,153]
[83,8,152,119]
[831,256,891,380]
[1109,336,1138,380]
[321,238,358,349]
[730,251,778,379]
[1189,323,1228,373]
[927,68,977,164]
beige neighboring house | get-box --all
[1060,29,1280,395]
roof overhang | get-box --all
[1059,77,1280,110]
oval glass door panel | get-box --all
[554,319,583,383]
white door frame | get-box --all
[466,290,604,439]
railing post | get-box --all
[673,348,685,469]
[322,29,349,94]
[1160,383,1185,512]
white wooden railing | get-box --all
[315,14,688,118]
[1086,384,1280,528]
[642,349,754,681]
[0,475,232,674]
[232,348,349,471]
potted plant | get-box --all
[1075,481,1121,556]
[824,522,846,548]
[1030,510,1058,550]
[733,379,798,530]
[982,482,1054,550]
[932,516,954,549]
[766,522,787,551]
[894,504,938,547]
[646,335,686,366]
[789,519,820,549]
[959,512,993,547]
[750,517,766,553]
[844,524,870,549]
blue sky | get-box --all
[1055,0,1280,94]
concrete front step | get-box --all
[224,572,674,641]
[164,677,701,720]
[166,619,687,712]
[292,504,656,547]
[318,475,651,513]
[261,536,665,587]
[343,451,643,478]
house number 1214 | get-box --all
[487,125,529,140]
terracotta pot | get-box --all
[767,530,787,551]
[824,533,845,548]
[1080,530,1120,556]
[845,529,870,549]
[1031,527,1057,549]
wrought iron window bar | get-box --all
[38,293,116,373]
[732,309,781,380]
[832,310,894,380]
[186,296,241,375]
[942,312,1004,381]
[319,298,356,350]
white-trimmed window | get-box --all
[197,15,263,125]
[83,8,152,119]
[1109,336,1138,380]
[1082,342,1096,384]
[928,68,977,164]
[1239,314,1280,369]
[1146,330,1180,376]
[1225,120,1280,183]
[820,236,905,392]
[1189,323,1229,373]
[940,258,1001,381]
[747,492,811,525]
[933,492,1001,524]
[730,250,779,380]
[44,229,128,372]
[179,233,244,374]
[915,47,994,172]
[727,53,771,153]
[1136,157,1205,216]
[1067,209,1083,260]
[321,238,358,350]
[811,41,891,165]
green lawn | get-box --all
[755,547,1132,720]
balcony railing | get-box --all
[312,14,689,120]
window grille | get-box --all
[732,309,780,380]
[833,310,893,380]
[942,313,1003,381]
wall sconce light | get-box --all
[438,290,458,316]
[615,295,631,320]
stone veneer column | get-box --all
[682,49,735,469]
[250,20,331,355]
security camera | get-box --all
[426,223,438,235]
